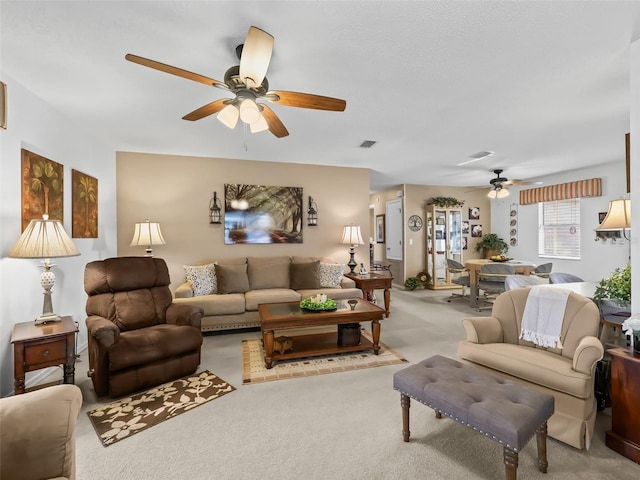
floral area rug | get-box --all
[87,370,235,446]
[242,331,408,384]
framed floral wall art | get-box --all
[21,149,63,231]
[72,169,98,238]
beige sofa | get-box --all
[173,256,363,332]
[1,384,82,480]
[458,288,603,450]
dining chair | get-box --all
[476,263,516,311]
[549,272,584,284]
[533,262,553,278]
[446,258,470,301]
[504,274,548,290]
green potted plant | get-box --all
[593,263,631,312]
[474,233,509,259]
[427,196,464,208]
[404,277,421,291]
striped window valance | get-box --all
[519,178,602,205]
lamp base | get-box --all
[347,247,357,274]
[37,262,61,324]
[35,313,61,325]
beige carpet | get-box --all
[87,370,235,446]
[242,330,407,384]
[62,287,640,479]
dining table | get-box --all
[464,258,537,308]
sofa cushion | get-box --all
[247,256,290,290]
[458,341,593,399]
[216,263,250,294]
[290,261,321,290]
[319,262,346,288]
[183,263,217,296]
[245,289,301,311]
[173,293,245,316]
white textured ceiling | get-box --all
[2,1,639,192]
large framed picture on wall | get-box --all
[224,184,303,244]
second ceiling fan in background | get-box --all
[125,26,346,138]
[485,169,542,199]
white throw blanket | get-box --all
[520,286,571,348]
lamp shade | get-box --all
[217,104,239,129]
[250,112,269,133]
[130,221,166,247]
[597,199,631,230]
[488,187,509,199]
[340,225,364,246]
[239,99,261,124]
[496,187,510,199]
[9,215,79,259]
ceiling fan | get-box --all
[125,26,346,138]
[486,169,542,199]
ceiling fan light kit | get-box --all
[125,26,346,138]
[217,104,239,129]
[239,98,261,124]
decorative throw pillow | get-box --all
[183,263,217,296]
[247,256,290,290]
[290,261,321,290]
[319,263,346,289]
[215,263,250,294]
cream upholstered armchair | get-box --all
[458,288,603,450]
[1,384,82,480]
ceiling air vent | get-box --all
[359,140,377,148]
[458,150,494,166]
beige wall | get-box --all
[371,184,492,284]
[116,152,370,290]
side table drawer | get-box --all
[361,279,390,289]
[24,339,67,366]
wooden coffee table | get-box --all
[258,298,385,368]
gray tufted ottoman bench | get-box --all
[393,355,554,480]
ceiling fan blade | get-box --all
[239,26,274,88]
[260,104,289,138]
[182,99,229,121]
[505,180,543,186]
[267,91,346,111]
[125,54,225,88]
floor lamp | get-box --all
[340,224,364,274]
[9,214,80,324]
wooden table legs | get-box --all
[399,392,549,480]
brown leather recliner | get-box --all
[84,256,204,397]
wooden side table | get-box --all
[10,316,78,394]
[345,273,393,317]
[606,347,640,463]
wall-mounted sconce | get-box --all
[307,196,318,226]
[209,191,222,224]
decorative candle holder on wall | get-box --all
[209,191,222,224]
[307,196,318,226]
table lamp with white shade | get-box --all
[8,214,80,324]
[130,220,166,256]
[596,198,631,239]
[340,224,364,274]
